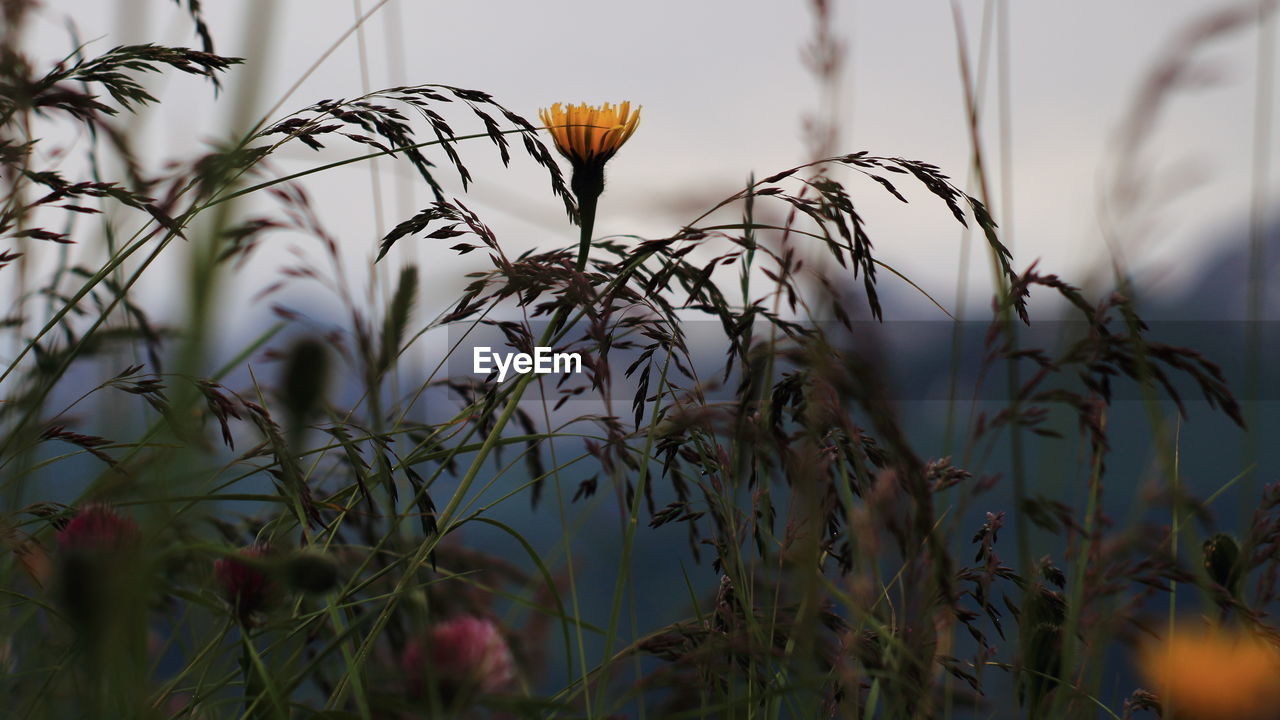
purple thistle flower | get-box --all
[214,544,276,624]
[57,504,139,554]
[54,504,142,635]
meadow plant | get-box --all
[0,1,1276,719]
[214,544,278,626]
[401,615,516,705]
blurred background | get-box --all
[6,2,1279,712]
[17,0,1278,325]
[14,0,1279,603]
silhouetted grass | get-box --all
[1,1,1276,719]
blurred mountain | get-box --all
[1142,217,1280,322]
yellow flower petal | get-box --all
[538,101,641,167]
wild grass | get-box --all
[1,1,1276,719]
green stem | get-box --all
[438,184,599,530]
[575,189,598,272]
[240,628,287,719]
[335,174,604,706]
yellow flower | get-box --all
[538,102,640,169]
[1139,626,1280,720]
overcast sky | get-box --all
[22,0,1280,332]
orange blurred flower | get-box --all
[1139,625,1280,720]
[538,102,640,170]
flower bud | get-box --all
[281,337,329,427]
[281,550,338,595]
[1203,533,1242,595]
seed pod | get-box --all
[281,337,329,428]
[281,551,338,595]
[1203,533,1242,596]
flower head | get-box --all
[55,504,143,635]
[57,504,140,554]
[402,616,515,701]
[538,102,640,170]
[214,544,277,624]
[1139,625,1280,720]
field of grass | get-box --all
[1,1,1278,718]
